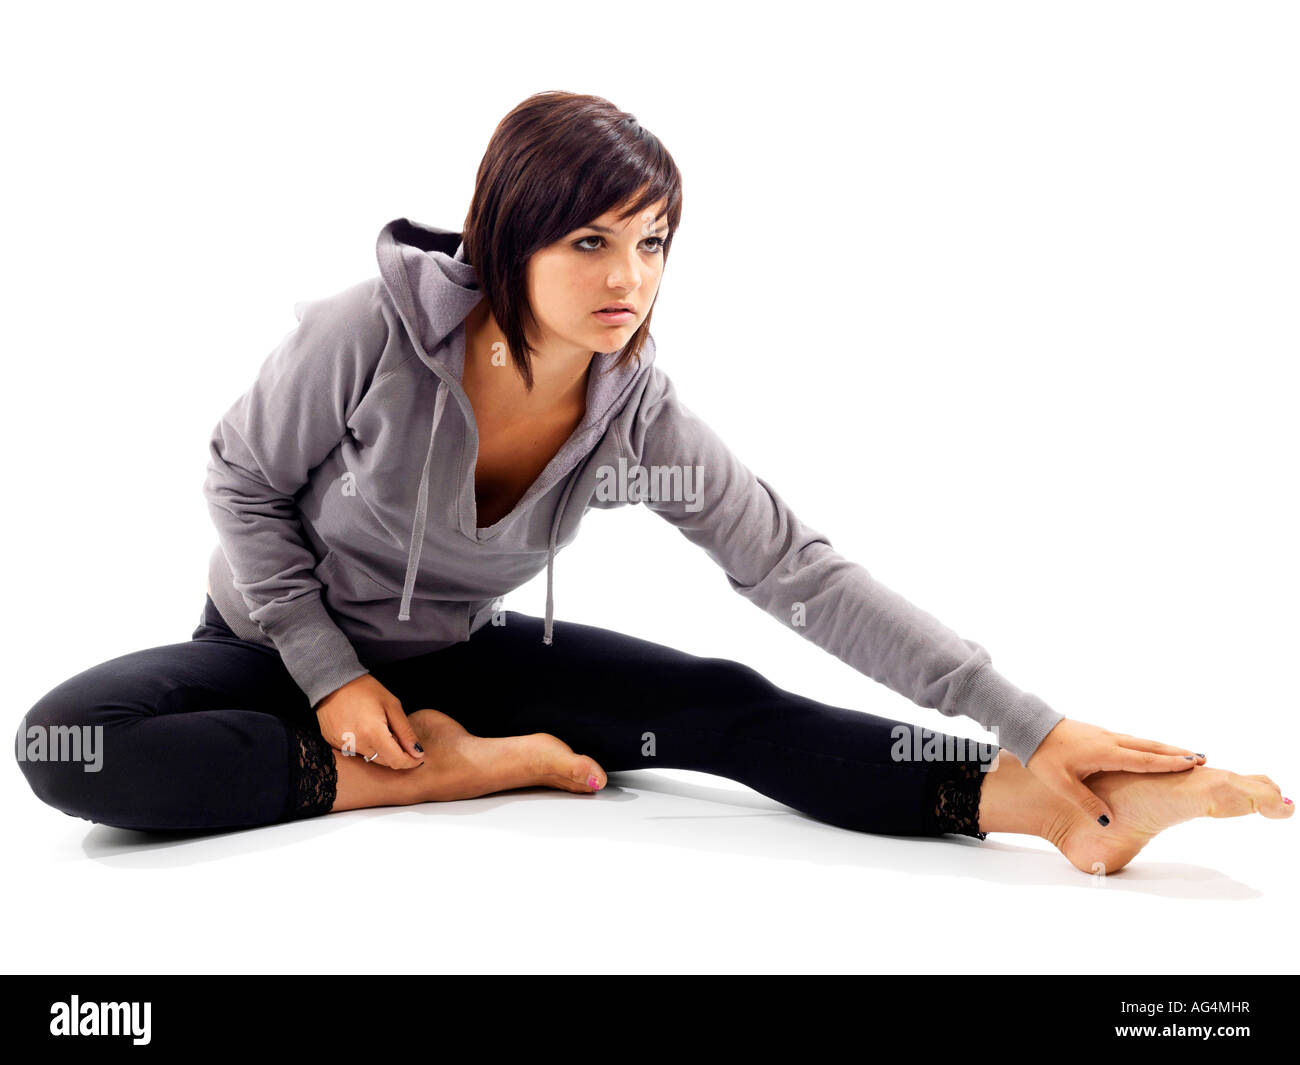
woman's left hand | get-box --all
[1021,718,1206,827]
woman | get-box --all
[15,91,1291,874]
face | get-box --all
[524,196,670,358]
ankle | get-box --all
[977,750,1075,840]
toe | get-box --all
[529,734,605,792]
[1264,792,1294,819]
[1243,778,1293,818]
[570,755,604,791]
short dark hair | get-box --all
[461,91,683,390]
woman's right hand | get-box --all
[315,674,425,770]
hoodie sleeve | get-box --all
[628,366,1065,766]
[202,283,384,708]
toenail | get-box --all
[1097,814,1110,827]
[415,742,424,753]
[1284,798,1293,805]
[587,774,601,790]
[1196,752,1205,758]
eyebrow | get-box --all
[583,221,670,236]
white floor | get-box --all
[5,761,1295,975]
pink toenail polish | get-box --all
[1284,797,1293,805]
[587,774,601,790]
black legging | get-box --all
[13,595,995,839]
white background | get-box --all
[2,0,1296,975]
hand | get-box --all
[1022,718,1206,827]
[315,674,425,770]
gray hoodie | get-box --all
[203,217,1065,764]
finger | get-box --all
[379,726,422,769]
[1048,773,1115,828]
[1113,734,1206,762]
[363,728,420,771]
[332,729,360,758]
[385,705,426,763]
[1107,749,1202,773]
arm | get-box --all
[202,281,385,708]
[626,366,1064,766]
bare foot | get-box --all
[404,709,606,803]
[1044,765,1293,875]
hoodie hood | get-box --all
[374,217,656,645]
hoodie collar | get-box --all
[374,216,656,646]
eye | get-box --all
[573,235,667,254]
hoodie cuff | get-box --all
[955,662,1065,765]
[258,591,371,709]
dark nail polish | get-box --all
[1184,755,1194,760]
[1097,814,1110,827]
[415,742,424,753]
[1195,752,1205,758]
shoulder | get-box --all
[630,357,677,420]
[285,276,414,384]
[291,276,392,344]
[622,356,721,461]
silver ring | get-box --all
[364,751,379,763]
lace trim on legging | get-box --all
[283,723,338,822]
[931,759,989,840]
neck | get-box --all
[462,299,591,421]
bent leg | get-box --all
[14,605,332,831]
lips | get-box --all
[596,303,634,313]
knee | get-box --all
[14,686,110,816]
[696,657,778,697]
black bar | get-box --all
[0,973,1294,1051]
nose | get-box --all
[606,246,645,290]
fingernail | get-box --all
[587,774,601,790]
[1195,752,1205,758]
[1184,755,1194,760]
[415,742,424,753]
[1097,814,1110,827]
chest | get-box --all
[472,410,584,528]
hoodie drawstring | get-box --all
[398,378,449,621]
[543,464,583,645]
[378,219,644,653]
[400,374,577,646]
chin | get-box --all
[586,319,634,341]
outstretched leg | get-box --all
[376,611,999,840]
[378,611,1295,870]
